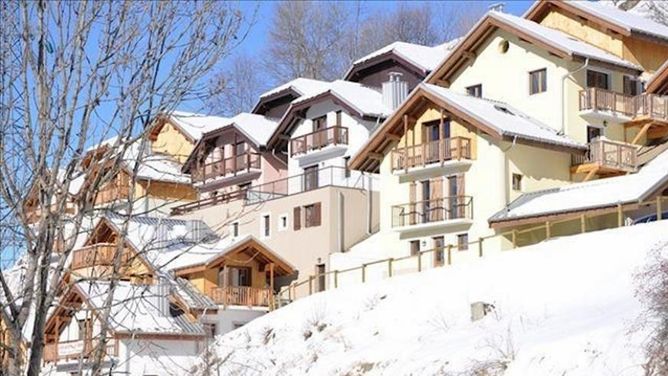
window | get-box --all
[587,126,602,143]
[336,111,342,126]
[498,39,510,54]
[77,319,89,340]
[466,84,482,98]
[529,68,547,95]
[231,222,239,237]
[586,70,609,90]
[262,214,270,238]
[344,156,351,178]
[410,240,420,256]
[278,214,288,231]
[623,76,640,96]
[228,266,252,287]
[303,165,319,191]
[512,173,523,191]
[304,202,322,228]
[457,234,469,251]
[316,264,326,292]
[313,115,327,131]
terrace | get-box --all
[191,152,262,186]
[391,137,472,176]
[290,125,349,158]
[391,195,473,232]
[571,138,638,180]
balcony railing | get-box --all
[43,338,117,363]
[71,243,130,269]
[391,196,473,228]
[579,87,668,121]
[171,166,370,215]
[290,126,349,157]
[209,286,272,307]
[571,138,638,172]
[391,137,472,172]
[192,152,261,184]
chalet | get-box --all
[180,112,287,203]
[42,280,210,375]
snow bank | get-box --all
[198,221,668,375]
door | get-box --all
[234,141,247,171]
[433,236,445,266]
[316,264,326,292]
[228,267,252,287]
[303,165,319,191]
[424,120,451,163]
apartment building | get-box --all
[334,4,668,277]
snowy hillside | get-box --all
[196,222,668,376]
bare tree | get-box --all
[0,1,250,375]
[636,243,668,376]
[266,1,351,82]
[208,53,269,116]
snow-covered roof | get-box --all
[258,78,330,100]
[121,141,191,184]
[292,80,392,118]
[345,39,461,78]
[489,11,641,71]
[566,0,668,42]
[199,112,278,147]
[168,111,231,141]
[74,280,205,336]
[421,84,584,149]
[489,148,668,224]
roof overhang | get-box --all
[426,11,641,87]
[343,50,429,82]
[647,60,668,95]
[251,88,302,115]
[350,84,585,173]
[266,90,386,150]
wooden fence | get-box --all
[275,195,668,309]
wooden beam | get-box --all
[647,125,668,140]
[368,152,384,161]
[632,121,653,145]
[462,50,476,60]
[583,166,599,182]
[385,133,401,141]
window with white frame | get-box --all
[231,221,239,238]
[278,214,288,231]
[261,214,270,238]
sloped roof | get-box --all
[351,83,585,172]
[73,280,205,337]
[428,10,642,85]
[344,39,461,81]
[489,148,668,226]
[209,113,278,148]
[647,59,668,94]
[258,78,330,100]
[267,80,390,149]
[525,0,668,43]
[492,11,640,69]
[168,111,232,141]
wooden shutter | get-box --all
[457,174,466,218]
[313,202,322,226]
[456,174,465,196]
[431,178,444,221]
[293,207,301,230]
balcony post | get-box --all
[545,221,551,240]
[580,214,586,233]
[439,109,445,165]
[617,204,624,227]
[447,244,452,265]
[403,114,408,174]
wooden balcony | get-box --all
[192,152,261,184]
[579,87,668,124]
[43,338,117,363]
[71,243,130,269]
[290,126,348,157]
[209,286,273,307]
[571,138,638,179]
[391,137,472,172]
[391,196,473,229]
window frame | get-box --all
[512,173,523,191]
[586,69,610,91]
[278,213,289,232]
[231,221,240,238]
[261,214,271,238]
[466,84,483,98]
[529,68,547,95]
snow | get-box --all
[570,0,668,42]
[168,111,231,141]
[222,113,279,147]
[291,80,392,118]
[490,148,668,222]
[490,11,642,71]
[75,280,205,336]
[421,83,585,150]
[198,221,668,376]
[258,78,330,100]
[347,39,461,76]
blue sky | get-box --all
[233,1,535,57]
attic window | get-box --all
[498,40,510,54]
[494,105,515,116]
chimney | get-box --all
[382,72,408,111]
[151,277,171,316]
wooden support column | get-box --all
[580,215,586,233]
[447,244,452,265]
[269,263,275,292]
[334,270,339,288]
[657,196,663,220]
[308,275,314,295]
[403,115,409,174]
[512,230,518,248]
[417,252,422,272]
[478,237,484,258]
[617,204,624,227]
[388,258,394,277]
[545,221,551,240]
[439,109,445,165]
[362,264,367,283]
